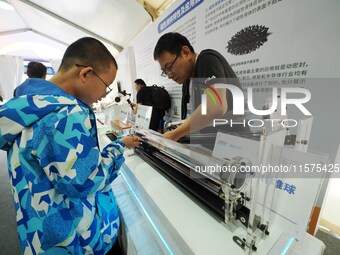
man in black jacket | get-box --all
[153,32,242,141]
[134,78,165,132]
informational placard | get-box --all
[263,147,328,240]
[119,103,131,124]
[135,104,153,130]
[213,132,260,164]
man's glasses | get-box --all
[75,64,112,93]
[161,54,179,77]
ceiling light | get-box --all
[0,0,14,10]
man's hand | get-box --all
[120,135,141,148]
[162,130,183,142]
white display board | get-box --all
[132,0,340,79]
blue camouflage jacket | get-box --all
[0,79,125,254]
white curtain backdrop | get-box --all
[0,55,24,99]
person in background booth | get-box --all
[153,32,242,142]
[0,37,140,255]
[132,78,167,132]
[13,61,47,96]
[27,61,47,79]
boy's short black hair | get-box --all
[59,37,117,73]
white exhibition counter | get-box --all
[98,132,325,255]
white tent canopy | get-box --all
[0,0,173,58]
[0,0,173,100]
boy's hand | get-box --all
[120,135,141,148]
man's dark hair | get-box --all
[27,61,47,78]
[134,78,146,86]
[59,37,118,73]
[153,32,195,60]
